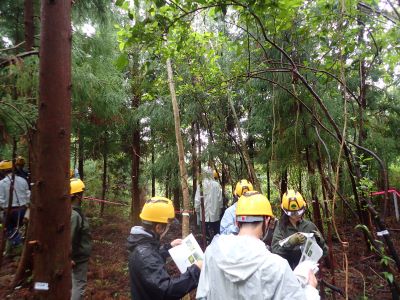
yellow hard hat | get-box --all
[236,191,274,222]
[213,170,219,179]
[140,196,175,224]
[70,178,85,195]
[15,156,25,166]
[234,179,254,197]
[281,189,306,216]
[0,160,12,170]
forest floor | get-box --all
[0,205,399,299]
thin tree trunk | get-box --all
[166,58,190,238]
[130,94,141,225]
[305,147,324,234]
[315,143,336,285]
[14,0,35,274]
[24,0,34,52]
[280,170,288,197]
[78,128,84,180]
[191,122,198,226]
[266,160,271,201]
[196,123,207,249]
[100,133,108,216]
[173,186,180,215]
[31,1,72,297]
[227,94,261,191]
[151,139,155,197]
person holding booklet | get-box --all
[127,196,202,300]
[196,191,320,300]
[271,190,328,269]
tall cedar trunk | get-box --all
[227,95,261,191]
[24,0,34,51]
[166,58,190,238]
[31,1,72,298]
[131,94,141,225]
[78,129,84,180]
[100,134,108,216]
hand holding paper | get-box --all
[168,234,204,273]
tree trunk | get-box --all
[151,140,155,197]
[227,94,261,191]
[24,0,34,51]
[191,122,198,226]
[31,1,72,298]
[78,129,84,180]
[130,94,141,225]
[173,186,180,214]
[305,147,324,234]
[266,160,271,201]
[280,170,288,197]
[166,58,190,238]
[100,133,108,216]
[196,123,207,249]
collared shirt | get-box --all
[0,175,30,208]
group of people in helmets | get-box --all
[1,156,327,299]
[127,176,328,300]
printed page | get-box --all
[168,233,204,273]
[299,237,323,265]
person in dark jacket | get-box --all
[127,196,202,300]
[70,178,92,300]
[272,190,328,269]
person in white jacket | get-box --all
[220,179,253,235]
[195,167,223,242]
[196,191,320,300]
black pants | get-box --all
[206,221,220,243]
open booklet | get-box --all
[168,233,204,273]
[279,232,323,284]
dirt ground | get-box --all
[0,206,399,299]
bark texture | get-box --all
[31,1,72,298]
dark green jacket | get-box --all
[71,205,92,263]
[271,219,328,269]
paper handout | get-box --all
[168,233,204,273]
[278,232,323,268]
[299,235,323,265]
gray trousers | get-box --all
[72,260,88,300]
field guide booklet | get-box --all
[168,233,204,273]
[279,232,323,284]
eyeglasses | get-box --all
[283,207,305,217]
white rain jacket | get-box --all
[220,202,238,235]
[196,234,320,300]
[0,175,30,208]
[195,175,223,223]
